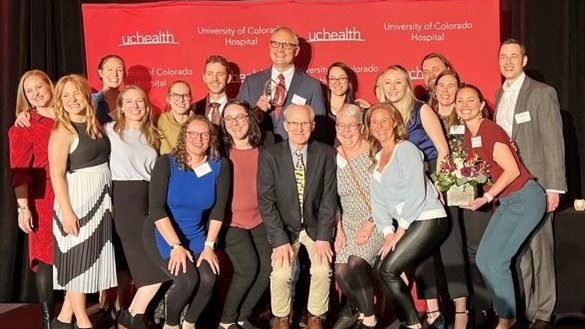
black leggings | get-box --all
[36,261,53,305]
[160,255,216,326]
[335,256,376,317]
[375,219,448,325]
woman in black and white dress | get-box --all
[49,74,117,329]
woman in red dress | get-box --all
[9,69,56,329]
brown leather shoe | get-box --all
[272,316,290,329]
[307,315,324,329]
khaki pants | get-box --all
[270,230,331,317]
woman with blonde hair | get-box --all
[9,70,56,329]
[367,102,448,329]
[49,74,117,329]
[105,85,167,329]
[375,65,449,328]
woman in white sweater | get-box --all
[366,102,448,329]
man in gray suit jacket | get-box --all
[495,39,566,329]
[258,104,336,329]
[239,26,326,142]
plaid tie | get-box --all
[294,150,305,219]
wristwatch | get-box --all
[170,242,182,250]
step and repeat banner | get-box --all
[82,0,500,112]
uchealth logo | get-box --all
[120,30,179,46]
[307,26,365,43]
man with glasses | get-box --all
[239,26,326,142]
[258,104,336,329]
[194,55,232,126]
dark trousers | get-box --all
[221,224,272,323]
[375,219,448,325]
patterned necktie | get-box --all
[210,102,221,125]
[294,149,305,219]
[273,74,286,118]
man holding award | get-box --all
[239,26,326,142]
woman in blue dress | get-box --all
[144,115,231,329]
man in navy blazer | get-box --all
[258,104,336,329]
[239,26,326,143]
[495,39,566,329]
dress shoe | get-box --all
[51,318,74,329]
[94,308,114,329]
[307,315,324,329]
[272,316,290,329]
[332,304,359,329]
[530,319,551,329]
[354,320,377,329]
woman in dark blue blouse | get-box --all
[144,115,231,329]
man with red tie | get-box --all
[239,26,326,142]
[194,55,232,125]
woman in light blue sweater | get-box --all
[366,102,448,329]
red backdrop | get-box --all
[82,0,500,112]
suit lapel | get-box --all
[512,77,531,138]
[303,142,318,202]
[494,88,503,120]
[279,142,298,205]
[286,70,303,106]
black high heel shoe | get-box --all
[422,310,445,329]
[41,302,54,329]
[117,309,132,329]
[50,318,74,329]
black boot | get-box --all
[41,302,54,329]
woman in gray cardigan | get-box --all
[367,102,448,329]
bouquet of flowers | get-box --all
[432,148,491,206]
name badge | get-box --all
[193,162,212,178]
[471,136,482,148]
[449,125,465,135]
[336,154,348,169]
[515,111,531,124]
[291,94,307,105]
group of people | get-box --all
[9,26,565,329]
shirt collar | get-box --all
[503,72,526,92]
[272,65,295,82]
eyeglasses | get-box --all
[328,76,349,84]
[169,93,192,101]
[186,131,211,140]
[336,123,361,131]
[286,121,313,129]
[270,40,298,50]
[223,114,249,125]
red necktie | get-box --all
[210,102,221,125]
[273,74,286,118]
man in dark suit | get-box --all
[193,55,231,125]
[258,104,336,329]
[239,26,326,142]
[495,39,566,329]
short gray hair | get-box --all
[283,104,315,121]
[337,103,363,124]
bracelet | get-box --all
[170,242,182,250]
[204,240,216,249]
[17,206,29,214]
[484,192,494,203]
